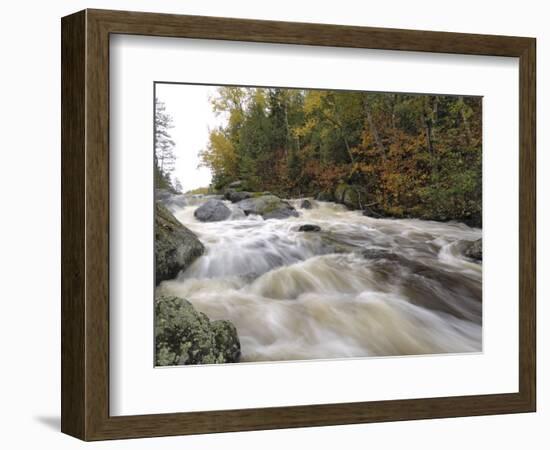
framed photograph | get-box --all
[61,9,536,440]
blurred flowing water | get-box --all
[157,196,482,362]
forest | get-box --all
[153,86,484,366]
[158,87,482,227]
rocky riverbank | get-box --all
[154,186,482,365]
[155,296,241,366]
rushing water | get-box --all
[156,196,482,362]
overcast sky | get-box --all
[155,83,225,192]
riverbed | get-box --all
[156,196,482,362]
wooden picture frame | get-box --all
[61,9,536,441]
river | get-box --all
[156,196,482,362]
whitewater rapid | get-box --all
[156,196,482,362]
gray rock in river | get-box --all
[298,224,321,232]
[155,189,187,212]
[226,190,252,203]
[315,191,334,202]
[237,194,299,220]
[300,199,313,209]
[155,296,241,366]
[194,199,231,222]
[155,188,173,203]
[156,203,204,284]
[464,238,482,261]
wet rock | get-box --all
[464,238,482,261]
[155,188,173,203]
[226,190,252,203]
[156,189,187,212]
[361,248,400,262]
[237,195,299,220]
[298,224,321,232]
[155,296,241,366]
[362,206,384,218]
[361,249,482,321]
[300,199,313,209]
[194,199,231,222]
[318,232,359,254]
[156,203,204,284]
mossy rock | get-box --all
[237,195,299,219]
[155,203,204,284]
[334,183,348,203]
[155,296,241,366]
[333,183,367,210]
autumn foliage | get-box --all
[199,87,482,226]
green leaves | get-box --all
[200,87,481,225]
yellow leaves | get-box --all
[293,118,317,138]
[198,129,238,179]
[303,90,324,114]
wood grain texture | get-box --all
[60,8,536,441]
[61,10,86,439]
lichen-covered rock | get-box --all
[156,203,204,284]
[464,238,482,261]
[237,195,299,220]
[155,296,241,366]
[194,199,231,222]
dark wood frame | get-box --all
[61,8,536,441]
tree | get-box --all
[155,99,176,190]
[200,86,482,225]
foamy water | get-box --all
[156,196,482,362]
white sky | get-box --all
[155,83,225,192]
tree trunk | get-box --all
[458,96,472,144]
[363,95,386,161]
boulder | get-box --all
[156,189,187,212]
[334,183,366,210]
[194,199,231,222]
[155,296,241,366]
[342,188,361,209]
[155,188,173,203]
[464,238,482,261]
[298,224,321,232]
[300,199,313,209]
[237,195,299,220]
[156,203,204,284]
[226,190,252,203]
[334,183,348,203]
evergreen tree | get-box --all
[155,99,177,190]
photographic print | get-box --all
[154,83,482,367]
